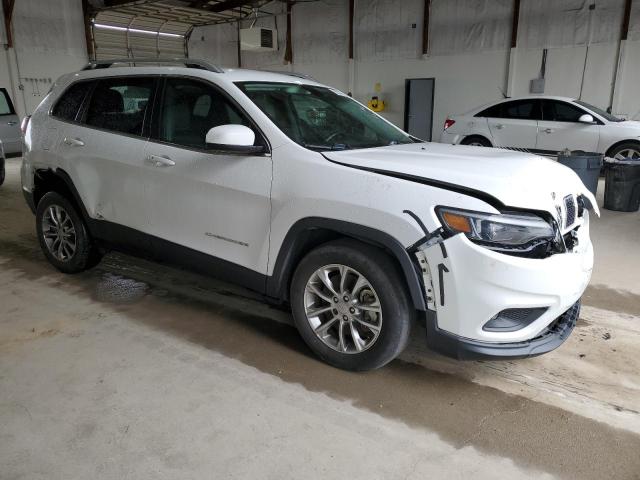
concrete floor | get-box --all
[1,158,639,479]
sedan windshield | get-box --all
[235,82,414,151]
[575,100,623,122]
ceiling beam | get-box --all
[621,0,633,41]
[81,0,95,59]
[2,0,16,48]
[510,0,520,48]
[283,0,293,63]
[422,0,430,55]
[196,0,262,13]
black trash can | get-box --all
[557,150,603,197]
[603,158,640,212]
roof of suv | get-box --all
[65,64,323,88]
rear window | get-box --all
[0,88,15,116]
[51,81,93,121]
[83,77,155,136]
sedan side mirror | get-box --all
[205,125,265,154]
[578,114,595,124]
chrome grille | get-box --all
[564,195,576,228]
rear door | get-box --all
[56,76,157,235]
[143,76,272,275]
[481,99,540,150]
[0,88,21,154]
[537,100,600,153]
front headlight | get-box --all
[436,207,555,247]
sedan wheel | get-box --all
[613,148,640,160]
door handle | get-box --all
[147,154,175,167]
[6,121,17,126]
[544,128,553,134]
[494,124,504,129]
[63,137,85,147]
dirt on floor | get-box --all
[1,158,640,479]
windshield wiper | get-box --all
[302,143,350,151]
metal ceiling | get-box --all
[89,0,274,60]
[94,0,274,27]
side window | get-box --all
[155,77,255,149]
[0,88,16,116]
[84,77,155,136]
[51,81,93,122]
[477,100,540,120]
[502,100,540,120]
[542,100,587,122]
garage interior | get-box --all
[2,0,640,479]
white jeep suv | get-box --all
[21,59,598,370]
[440,95,640,160]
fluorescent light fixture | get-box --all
[93,23,184,38]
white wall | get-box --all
[1,0,88,117]
[190,0,640,140]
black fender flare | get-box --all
[266,217,427,311]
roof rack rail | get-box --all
[83,58,225,73]
[262,70,316,81]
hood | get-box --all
[323,142,600,219]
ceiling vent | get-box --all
[240,28,277,52]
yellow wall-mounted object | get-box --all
[368,95,386,112]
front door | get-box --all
[537,100,600,153]
[404,78,434,141]
[143,76,272,275]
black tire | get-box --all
[460,135,492,147]
[36,191,102,273]
[607,141,640,160]
[0,159,5,186]
[290,239,413,371]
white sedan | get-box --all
[440,95,640,160]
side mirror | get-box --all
[205,124,265,154]
[578,114,595,124]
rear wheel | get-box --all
[0,159,5,186]
[461,135,492,147]
[36,191,102,273]
[608,142,640,161]
[290,240,413,371]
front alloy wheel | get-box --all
[291,240,413,371]
[304,264,383,354]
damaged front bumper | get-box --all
[425,300,581,360]
[417,210,592,360]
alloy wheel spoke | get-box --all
[338,321,347,352]
[349,321,364,352]
[306,282,334,303]
[315,315,339,335]
[48,207,58,227]
[351,273,367,295]
[354,318,381,333]
[307,305,333,317]
[316,268,339,297]
[356,302,381,313]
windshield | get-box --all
[235,82,414,151]
[575,100,623,122]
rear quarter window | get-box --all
[51,81,94,122]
